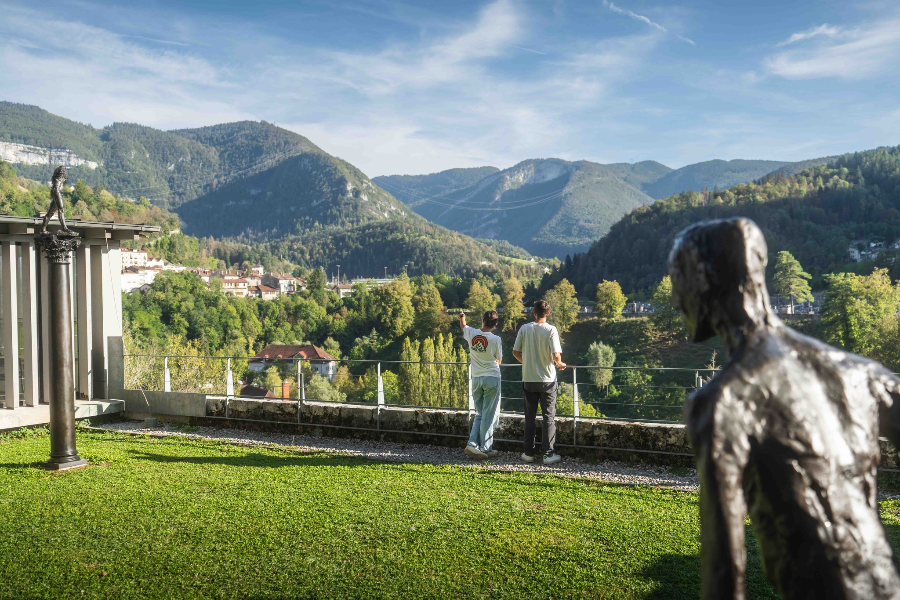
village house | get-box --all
[262,272,300,294]
[120,247,148,268]
[120,266,162,293]
[329,283,354,298]
[249,344,338,381]
[251,265,265,276]
[248,284,279,300]
[219,277,249,297]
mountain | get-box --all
[0,102,532,277]
[0,102,318,209]
[392,158,654,258]
[600,160,673,190]
[640,159,792,200]
[373,167,499,205]
[544,147,900,295]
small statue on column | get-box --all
[668,217,900,599]
[41,165,71,233]
[35,165,85,470]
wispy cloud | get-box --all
[765,17,900,79]
[602,0,695,45]
[776,24,842,46]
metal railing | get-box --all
[123,354,718,424]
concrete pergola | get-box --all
[0,216,160,428]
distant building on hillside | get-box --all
[249,344,338,381]
[249,284,279,300]
[217,277,249,297]
[263,272,300,294]
[329,283,354,298]
[121,266,162,293]
[121,247,148,268]
[350,277,393,289]
[251,265,265,276]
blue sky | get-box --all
[1,0,898,176]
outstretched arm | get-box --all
[458,311,466,331]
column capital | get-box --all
[35,231,81,264]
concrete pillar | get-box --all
[40,250,50,404]
[1,242,20,409]
[21,242,39,406]
[75,244,92,399]
[90,243,122,398]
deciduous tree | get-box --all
[594,280,627,320]
[500,277,525,331]
[544,279,579,333]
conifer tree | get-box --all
[773,251,813,313]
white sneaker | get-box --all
[542,452,561,465]
[485,449,500,458]
[465,443,487,460]
[521,452,536,463]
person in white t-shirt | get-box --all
[459,309,503,459]
[512,299,566,465]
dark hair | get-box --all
[482,310,499,329]
[534,300,550,318]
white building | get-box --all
[263,272,300,294]
[121,266,162,293]
[121,247,148,268]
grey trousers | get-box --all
[523,381,557,455]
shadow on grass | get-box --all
[641,524,779,600]
[129,450,349,469]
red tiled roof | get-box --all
[258,284,279,293]
[253,344,336,361]
[240,384,274,398]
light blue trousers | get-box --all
[468,376,502,451]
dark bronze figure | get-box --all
[669,217,900,599]
[41,165,70,233]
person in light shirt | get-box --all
[512,299,566,465]
[459,310,503,459]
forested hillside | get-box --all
[373,167,499,205]
[404,159,653,258]
[545,147,900,295]
[641,159,791,200]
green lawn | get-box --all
[1,430,898,599]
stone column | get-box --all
[35,231,87,471]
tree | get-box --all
[413,284,449,338]
[322,337,341,359]
[264,366,282,394]
[585,341,615,388]
[594,280,627,320]
[650,276,685,338]
[465,280,496,316]
[307,268,326,291]
[371,277,414,339]
[821,269,900,356]
[544,279,579,333]
[306,373,346,402]
[773,251,813,313]
[500,277,525,332]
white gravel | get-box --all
[95,420,700,491]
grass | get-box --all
[1,430,898,599]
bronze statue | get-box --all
[668,217,900,599]
[41,166,71,233]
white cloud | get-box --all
[776,24,842,46]
[602,0,695,45]
[765,18,900,79]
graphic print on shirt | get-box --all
[471,335,489,353]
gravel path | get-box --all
[95,420,700,491]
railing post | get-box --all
[164,356,171,392]
[377,362,385,430]
[573,367,579,447]
[226,358,234,398]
